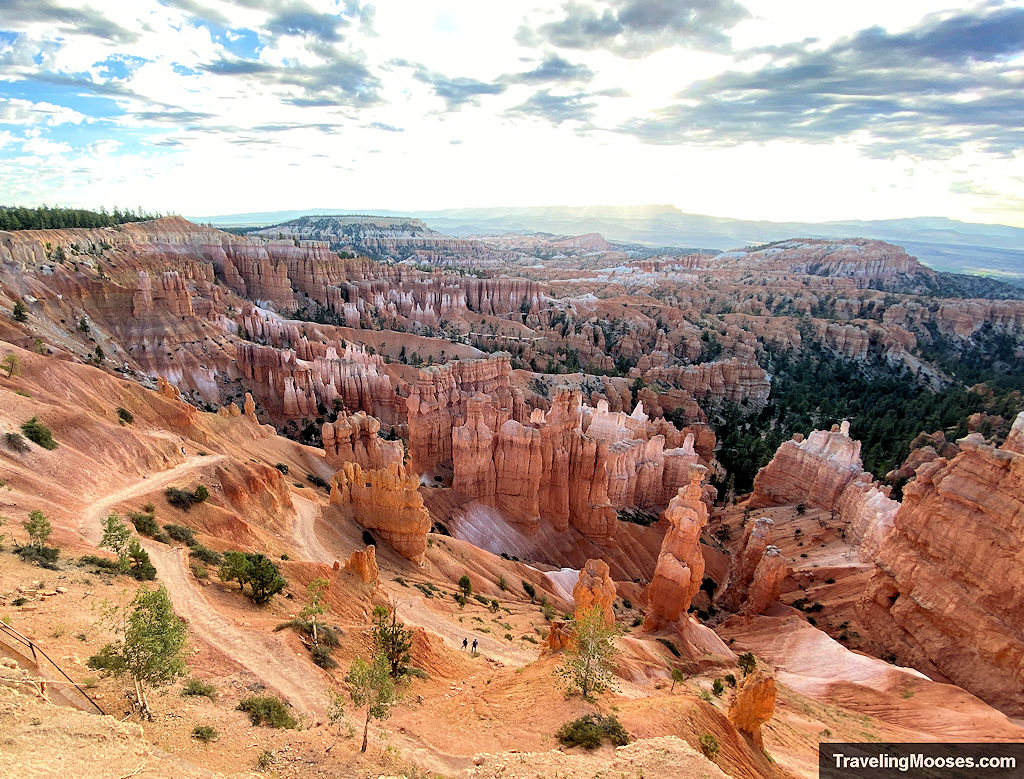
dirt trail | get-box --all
[76,455,326,718]
[78,455,226,545]
[145,544,326,717]
[291,493,334,565]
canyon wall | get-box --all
[859,414,1024,715]
[749,421,899,558]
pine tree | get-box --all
[555,606,620,700]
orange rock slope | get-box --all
[859,415,1024,715]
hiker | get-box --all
[472,638,478,654]
[181,445,186,456]
[461,637,468,651]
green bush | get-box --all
[189,544,222,565]
[699,733,720,759]
[164,524,197,545]
[15,545,60,570]
[116,407,134,425]
[521,580,536,600]
[4,432,29,453]
[78,554,122,572]
[724,673,737,688]
[12,597,27,607]
[274,463,289,475]
[556,714,630,750]
[128,511,159,536]
[183,677,218,700]
[306,473,329,489]
[165,486,208,511]
[191,724,218,743]
[237,695,297,729]
[311,644,336,669]
[657,637,681,658]
[20,418,57,449]
[712,678,724,696]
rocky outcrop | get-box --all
[572,559,617,627]
[329,461,431,564]
[741,547,786,616]
[1003,410,1024,454]
[722,517,779,612]
[323,411,403,470]
[728,670,776,749]
[346,545,380,585]
[750,421,899,558]
[641,359,770,407]
[644,465,709,630]
[859,428,1024,715]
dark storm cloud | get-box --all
[516,0,749,56]
[0,0,140,43]
[202,51,381,107]
[619,4,1024,157]
[505,90,595,126]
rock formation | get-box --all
[323,411,403,470]
[728,670,776,749]
[644,465,709,631]
[329,461,431,564]
[346,545,380,585]
[741,547,787,616]
[722,518,787,614]
[859,424,1024,715]
[749,421,899,558]
[572,559,617,627]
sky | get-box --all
[0,0,1023,225]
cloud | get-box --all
[508,54,593,84]
[505,89,595,125]
[619,4,1024,157]
[0,0,141,43]
[264,3,349,42]
[0,97,87,125]
[406,65,507,110]
[367,121,401,132]
[202,49,381,107]
[517,0,749,57]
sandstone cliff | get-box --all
[329,461,431,564]
[749,421,899,559]
[859,421,1024,715]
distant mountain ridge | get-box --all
[193,204,1024,283]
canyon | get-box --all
[1,214,1022,778]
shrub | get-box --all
[128,511,159,536]
[4,432,29,453]
[656,637,681,658]
[12,597,27,607]
[724,673,737,687]
[189,544,221,565]
[142,503,155,513]
[521,580,536,600]
[306,473,329,490]
[311,644,337,669]
[191,725,218,743]
[182,678,218,701]
[256,750,276,770]
[453,593,466,607]
[458,575,472,597]
[274,463,289,474]
[78,554,122,572]
[699,734,720,759]
[116,407,134,425]
[556,714,630,749]
[497,575,507,591]
[738,652,757,676]
[190,560,208,579]
[20,418,57,449]
[165,486,208,511]
[15,545,60,570]
[127,539,156,581]
[712,678,724,696]
[164,524,196,545]
[237,695,297,729]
